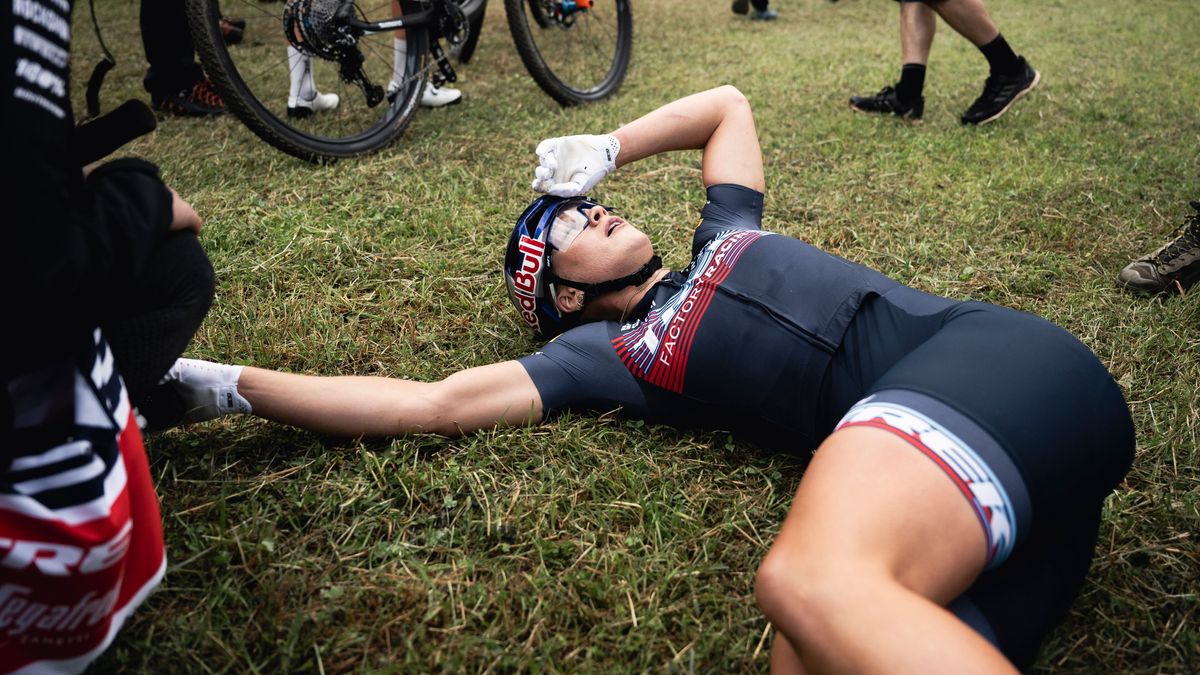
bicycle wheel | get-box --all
[186,0,429,162]
[504,0,632,106]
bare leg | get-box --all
[901,1,937,65]
[755,426,1018,674]
[927,0,999,47]
[770,631,810,675]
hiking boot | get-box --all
[1118,200,1200,294]
[153,77,226,116]
[731,0,749,14]
[750,8,778,20]
[849,85,923,121]
[960,57,1039,125]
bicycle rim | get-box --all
[504,0,632,106]
[186,0,428,162]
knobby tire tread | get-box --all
[185,0,428,162]
[503,0,632,106]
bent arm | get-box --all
[238,360,544,437]
[611,85,765,192]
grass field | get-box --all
[67,0,1200,671]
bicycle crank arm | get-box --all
[429,42,458,83]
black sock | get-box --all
[895,63,926,103]
[751,0,768,11]
[978,34,1022,76]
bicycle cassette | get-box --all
[283,0,353,60]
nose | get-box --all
[584,204,607,225]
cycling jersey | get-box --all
[520,183,899,450]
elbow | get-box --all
[420,377,501,438]
[418,381,461,437]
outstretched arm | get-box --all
[179,359,543,438]
[531,85,765,195]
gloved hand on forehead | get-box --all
[531,134,621,197]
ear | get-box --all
[554,285,584,314]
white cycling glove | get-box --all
[531,134,621,197]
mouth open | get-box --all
[606,218,624,236]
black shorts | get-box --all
[822,286,1135,668]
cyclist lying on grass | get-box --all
[165,86,1134,673]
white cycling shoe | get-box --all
[160,358,251,426]
[388,78,464,108]
[420,81,462,107]
[287,91,340,118]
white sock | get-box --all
[166,358,252,424]
[287,46,317,105]
[391,37,406,89]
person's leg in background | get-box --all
[140,0,226,116]
[390,0,463,107]
[925,0,1039,124]
[748,0,778,21]
[849,1,933,121]
[733,0,778,21]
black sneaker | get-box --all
[849,85,923,121]
[1118,200,1200,294]
[220,16,244,45]
[153,77,226,116]
[732,0,749,14]
[960,57,1039,125]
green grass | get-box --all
[70,0,1200,671]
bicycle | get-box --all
[185,0,633,162]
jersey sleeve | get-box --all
[517,322,650,418]
[692,183,764,255]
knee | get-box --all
[714,84,751,112]
[756,546,839,629]
[165,231,216,313]
[755,544,883,640]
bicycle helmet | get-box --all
[505,195,662,339]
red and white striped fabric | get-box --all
[1,329,165,674]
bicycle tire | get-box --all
[186,0,430,162]
[503,0,632,106]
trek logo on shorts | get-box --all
[612,229,765,392]
[836,399,1017,569]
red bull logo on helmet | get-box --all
[512,234,547,332]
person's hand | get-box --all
[169,188,203,234]
[531,134,621,197]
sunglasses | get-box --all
[547,199,614,252]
